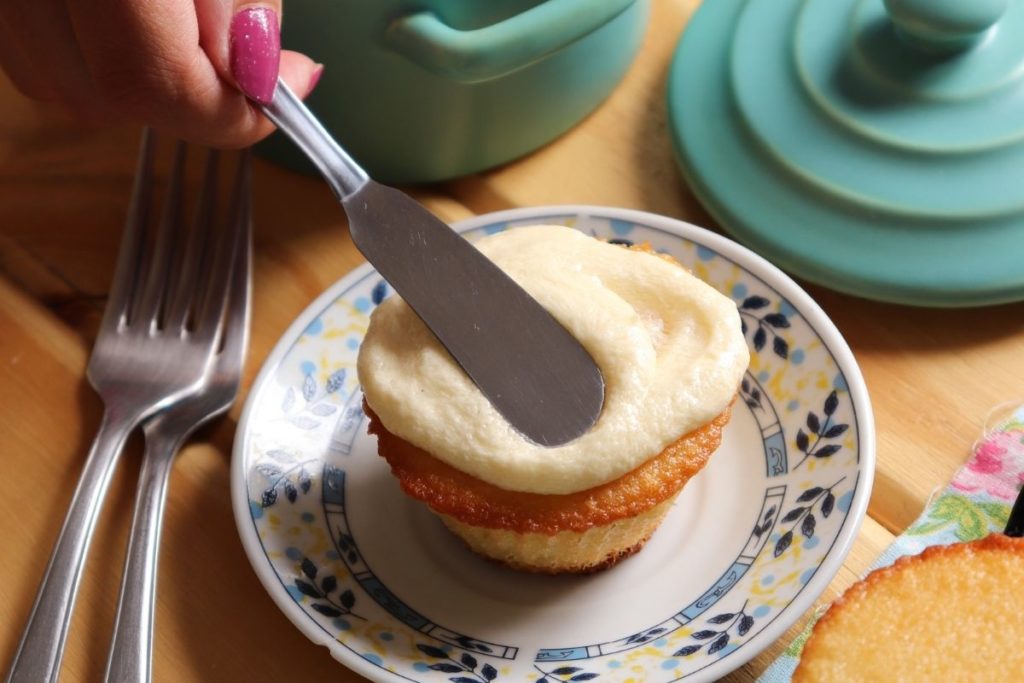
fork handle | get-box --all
[104,422,186,683]
[6,409,136,683]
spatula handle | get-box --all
[261,79,368,200]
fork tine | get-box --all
[215,151,252,373]
[164,149,220,332]
[192,151,252,346]
[98,128,156,337]
[130,141,187,331]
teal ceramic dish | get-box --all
[261,0,649,183]
[668,0,1024,307]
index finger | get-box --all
[65,0,317,147]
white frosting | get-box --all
[357,225,750,495]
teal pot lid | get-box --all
[668,0,1024,307]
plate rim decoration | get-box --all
[231,205,876,682]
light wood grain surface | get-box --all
[2,0,1022,680]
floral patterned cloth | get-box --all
[758,404,1024,682]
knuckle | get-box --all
[91,51,195,117]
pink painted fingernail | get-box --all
[229,7,280,104]
[308,64,325,94]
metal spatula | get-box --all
[260,80,604,447]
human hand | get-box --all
[0,1,321,148]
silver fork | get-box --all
[104,151,252,683]
[6,132,247,683]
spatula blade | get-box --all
[345,182,604,447]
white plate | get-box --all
[232,206,875,682]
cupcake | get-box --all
[356,225,749,573]
[794,533,1024,681]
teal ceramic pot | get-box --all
[260,0,649,183]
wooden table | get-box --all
[2,2,1022,680]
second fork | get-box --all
[104,151,252,683]
[6,132,249,683]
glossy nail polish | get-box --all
[230,7,281,104]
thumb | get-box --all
[197,0,319,104]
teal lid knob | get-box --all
[883,0,1008,52]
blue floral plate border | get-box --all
[231,206,875,682]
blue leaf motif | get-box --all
[797,487,824,502]
[256,463,282,478]
[708,633,730,655]
[773,336,789,359]
[301,557,317,579]
[416,644,448,659]
[824,390,839,416]
[266,449,296,464]
[371,280,388,305]
[774,530,793,556]
[801,513,816,538]
[824,424,849,438]
[753,327,767,352]
[428,664,462,674]
[311,403,337,416]
[822,492,836,518]
[814,444,842,458]
[326,369,347,394]
[741,296,770,310]
[302,374,317,402]
[261,488,277,507]
[290,416,320,430]
[294,579,320,598]
[311,603,341,617]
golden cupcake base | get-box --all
[367,404,732,574]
